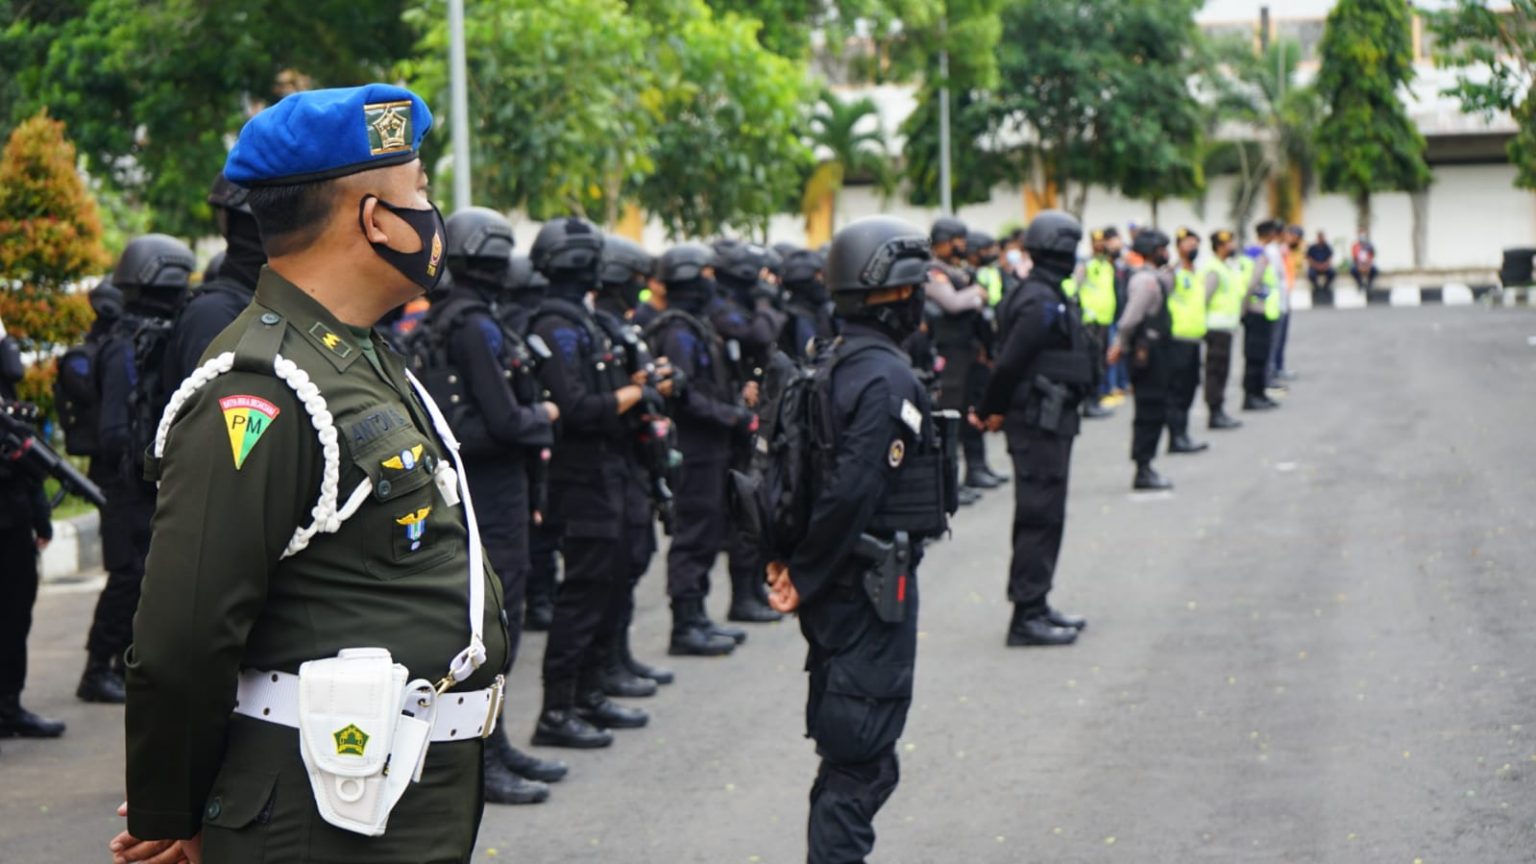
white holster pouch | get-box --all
[295,648,436,837]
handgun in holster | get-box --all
[1032,375,1068,432]
[856,531,911,624]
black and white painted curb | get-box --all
[40,511,102,584]
[1296,283,1504,309]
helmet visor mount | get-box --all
[859,236,931,289]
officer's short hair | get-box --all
[245,179,340,257]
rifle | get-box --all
[607,322,682,536]
[0,399,106,508]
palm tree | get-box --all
[803,90,894,237]
[1205,38,1321,239]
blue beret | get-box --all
[225,84,433,187]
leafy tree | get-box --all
[804,90,894,231]
[1425,0,1536,189]
[12,0,415,238]
[1314,0,1431,234]
[402,0,654,221]
[1205,38,1321,238]
[636,2,812,238]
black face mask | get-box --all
[360,196,446,295]
[979,253,999,266]
[1151,250,1171,268]
[1185,247,1200,263]
[870,287,926,338]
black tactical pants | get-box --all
[466,460,530,670]
[526,522,561,611]
[667,455,728,604]
[1006,428,1074,613]
[0,524,40,696]
[1084,324,1110,402]
[1130,346,1170,466]
[1204,330,1235,412]
[1163,339,1202,440]
[961,361,992,472]
[1242,314,1273,399]
[799,574,918,864]
[542,529,632,706]
[88,477,155,657]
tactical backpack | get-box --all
[54,340,104,457]
[118,316,176,469]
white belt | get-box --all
[233,669,505,743]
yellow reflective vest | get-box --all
[1202,256,1244,332]
[977,265,1004,307]
[1168,266,1207,341]
[1079,257,1118,326]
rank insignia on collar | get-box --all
[396,506,431,551]
[333,723,369,757]
[308,322,354,359]
[887,438,906,468]
[219,395,280,470]
[364,100,413,155]
[382,444,425,473]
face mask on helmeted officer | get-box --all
[781,248,827,305]
[656,243,715,316]
[828,216,933,337]
[598,234,655,312]
[114,234,197,318]
[1022,209,1084,284]
[531,216,604,303]
[444,206,517,302]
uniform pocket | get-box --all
[812,658,915,764]
[200,766,278,864]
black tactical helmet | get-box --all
[764,245,784,279]
[1131,227,1171,258]
[930,216,968,245]
[772,241,800,260]
[446,207,516,272]
[966,229,997,252]
[207,172,252,215]
[88,279,123,322]
[1023,210,1083,256]
[114,233,195,291]
[715,241,771,285]
[599,235,655,286]
[530,216,604,280]
[505,254,548,296]
[656,243,713,285]
[781,248,824,286]
[828,217,930,297]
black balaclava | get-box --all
[786,278,827,307]
[546,274,593,305]
[1029,250,1076,285]
[667,278,713,316]
[220,210,267,290]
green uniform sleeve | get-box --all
[124,372,314,840]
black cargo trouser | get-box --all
[799,572,918,864]
[1163,339,1202,439]
[667,453,728,604]
[466,459,530,670]
[1130,346,1170,466]
[1204,330,1235,412]
[1005,427,1074,612]
[1084,324,1110,404]
[1242,313,1273,399]
[607,470,658,657]
[527,522,561,610]
[89,476,155,658]
[0,524,40,696]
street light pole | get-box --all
[448,0,471,212]
[938,45,953,216]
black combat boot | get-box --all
[1005,605,1078,648]
[532,682,612,749]
[1133,463,1173,491]
[483,731,550,805]
[617,626,674,685]
[489,717,568,782]
[575,689,650,730]
[1046,606,1087,630]
[964,467,1002,489]
[76,653,126,704]
[695,603,747,645]
[599,652,658,699]
[668,600,736,657]
[1243,394,1279,411]
[1168,434,1209,454]
[0,693,66,738]
[1208,409,1243,430]
[727,570,782,624]
[957,486,981,507]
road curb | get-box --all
[41,510,101,585]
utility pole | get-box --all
[448,0,471,212]
[938,13,953,216]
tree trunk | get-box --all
[1355,189,1371,236]
[1069,183,1090,221]
[1150,197,1161,227]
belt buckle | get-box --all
[481,675,506,739]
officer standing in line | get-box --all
[1107,229,1176,491]
[1163,228,1209,456]
[593,234,678,688]
[973,211,1093,647]
[711,242,787,627]
[528,217,651,750]
[163,173,268,389]
[967,230,1004,306]
[765,216,952,864]
[81,234,195,705]
[927,217,1002,498]
[0,320,65,740]
[1201,230,1244,431]
[1099,227,1132,406]
[114,84,509,863]
[1242,221,1283,412]
[1073,228,1119,417]
[501,255,563,632]
[778,247,834,362]
[648,244,750,658]
[427,206,566,804]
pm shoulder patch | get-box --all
[220,395,281,470]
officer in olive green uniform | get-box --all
[119,85,507,864]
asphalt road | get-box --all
[4,305,1535,863]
